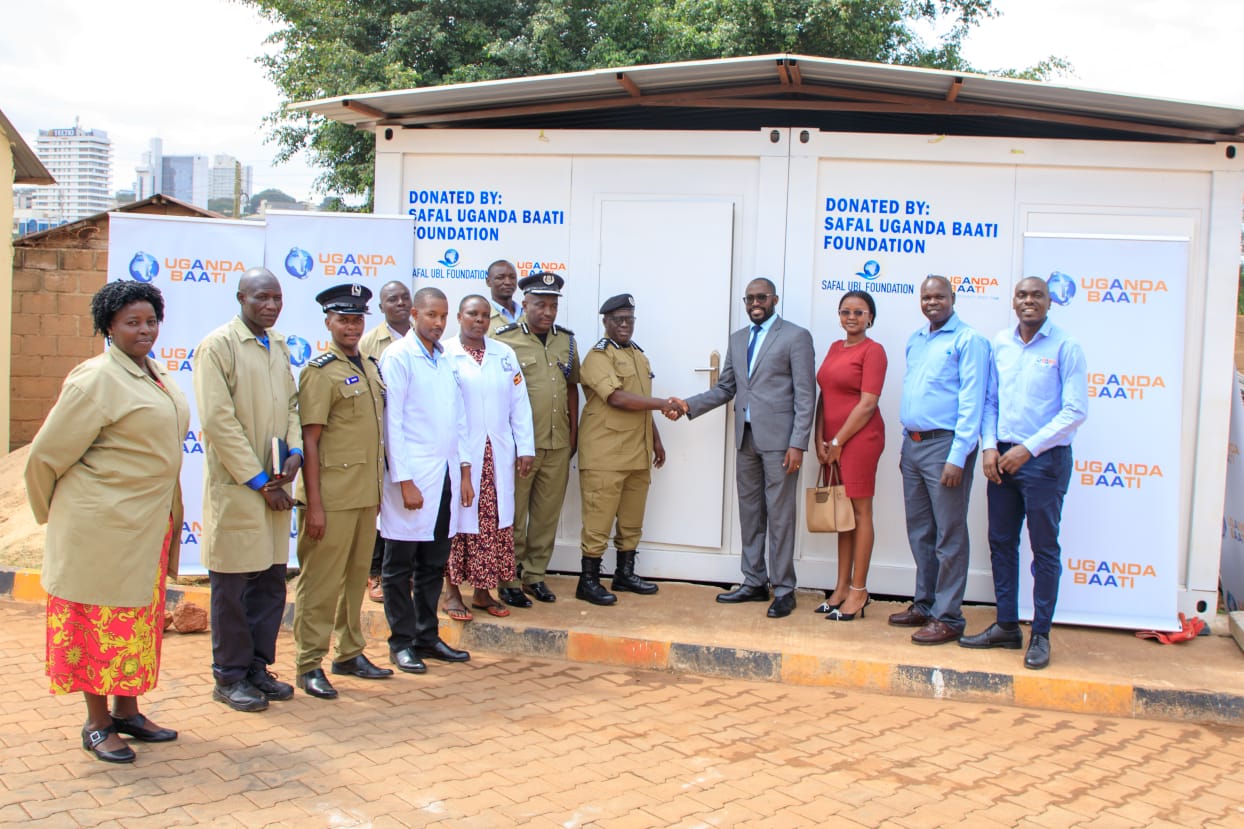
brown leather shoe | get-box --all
[367,576,384,603]
[911,619,961,646]
[888,606,930,627]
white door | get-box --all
[595,199,735,553]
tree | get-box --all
[208,196,250,217]
[250,187,298,207]
[245,0,1064,201]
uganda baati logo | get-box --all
[286,335,311,367]
[438,249,459,268]
[1046,271,1076,306]
[856,260,881,280]
[129,252,159,283]
[284,247,314,279]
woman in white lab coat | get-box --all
[442,295,536,619]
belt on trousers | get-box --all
[907,428,954,442]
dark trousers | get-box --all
[370,531,385,577]
[208,563,287,683]
[986,444,1072,636]
[383,472,452,651]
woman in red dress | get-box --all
[814,290,887,621]
[26,281,190,763]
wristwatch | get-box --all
[830,438,840,448]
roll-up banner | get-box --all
[1020,234,1188,630]
[106,211,415,573]
[1220,370,1244,612]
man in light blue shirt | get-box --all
[961,277,1088,670]
[892,276,990,645]
[485,259,521,333]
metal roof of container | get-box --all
[293,54,1244,143]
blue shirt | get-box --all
[490,299,518,324]
[744,313,778,423]
[983,319,1088,456]
[899,313,990,468]
[243,330,301,490]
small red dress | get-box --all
[817,338,888,498]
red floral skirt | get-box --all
[448,440,516,590]
[45,517,174,696]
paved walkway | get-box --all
[1,602,1242,828]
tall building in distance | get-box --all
[161,153,208,206]
[209,154,253,205]
[32,120,113,221]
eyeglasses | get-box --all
[742,293,772,304]
[605,315,636,324]
[839,308,869,317]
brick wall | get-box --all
[10,246,107,449]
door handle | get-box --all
[693,350,720,388]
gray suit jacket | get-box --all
[686,316,816,452]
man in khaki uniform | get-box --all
[293,283,393,699]
[485,259,521,334]
[576,294,670,605]
[494,272,579,607]
[194,267,302,713]
[358,279,412,601]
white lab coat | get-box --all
[379,333,471,542]
[445,336,536,533]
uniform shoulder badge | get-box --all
[308,352,338,368]
[592,337,612,351]
[631,341,645,352]
[554,324,575,336]
[494,323,520,336]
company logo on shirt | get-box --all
[287,335,312,367]
[183,430,204,454]
[1067,558,1158,589]
[158,346,195,372]
[1075,458,1163,489]
[1088,372,1165,401]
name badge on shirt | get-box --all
[345,376,360,385]
[501,356,513,372]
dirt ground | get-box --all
[0,444,44,570]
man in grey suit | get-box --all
[667,278,816,618]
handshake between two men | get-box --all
[661,397,689,421]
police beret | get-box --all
[518,271,564,296]
[599,293,635,315]
[315,283,372,315]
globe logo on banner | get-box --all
[286,335,312,367]
[438,248,460,268]
[128,252,159,282]
[1047,271,1076,305]
[856,260,881,280]
[284,247,314,279]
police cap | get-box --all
[518,271,564,296]
[315,283,372,315]
[599,293,636,315]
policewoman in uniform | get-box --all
[493,272,580,607]
[292,284,393,699]
[576,294,668,605]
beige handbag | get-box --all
[805,463,855,533]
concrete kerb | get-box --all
[3,565,1241,726]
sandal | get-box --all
[471,601,511,618]
[442,604,473,622]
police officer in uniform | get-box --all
[292,283,393,699]
[493,272,580,607]
[576,294,669,605]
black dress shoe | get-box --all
[1024,633,1051,670]
[959,622,1024,650]
[111,712,177,742]
[296,668,339,699]
[415,639,471,662]
[331,654,394,679]
[716,584,769,603]
[524,581,557,603]
[499,587,532,608]
[213,679,269,712]
[82,722,135,764]
[767,593,796,618]
[389,647,428,674]
[247,668,294,701]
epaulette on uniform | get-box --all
[494,323,520,335]
[553,324,575,336]
[592,337,613,351]
[308,352,338,368]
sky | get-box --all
[3,0,1242,205]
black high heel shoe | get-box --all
[813,597,842,614]
[82,722,135,764]
[825,588,871,622]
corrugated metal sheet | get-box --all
[1,108,54,185]
[293,54,1244,141]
